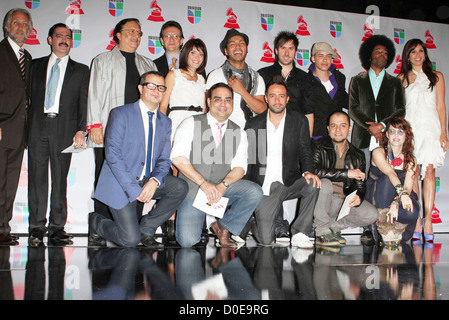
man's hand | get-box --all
[200,181,222,204]
[303,172,321,188]
[0,128,2,141]
[72,131,86,149]
[90,127,103,145]
[348,169,365,181]
[136,178,158,203]
[227,76,246,96]
[348,194,362,207]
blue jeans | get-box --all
[92,175,188,247]
[176,179,263,247]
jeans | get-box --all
[92,175,188,247]
[176,179,263,247]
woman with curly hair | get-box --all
[398,38,448,243]
[365,117,420,242]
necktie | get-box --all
[44,58,61,110]
[169,57,177,70]
[216,122,225,146]
[145,111,154,177]
[18,48,25,80]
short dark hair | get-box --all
[265,75,288,94]
[359,34,395,70]
[48,23,72,38]
[113,18,140,44]
[208,82,233,99]
[327,110,350,126]
[273,31,298,59]
[139,70,164,85]
[179,38,207,74]
[159,20,184,39]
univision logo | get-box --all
[109,0,124,17]
[148,36,163,55]
[72,29,82,48]
[188,6,201,24]
[394,28,405,45]
[330,21,342,38]
[261,14,274,31]
[296,49,310,66]
[25,0,40,9]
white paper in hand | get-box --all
[192,188,228,219]
[337,190,357,221]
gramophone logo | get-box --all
[330,21,342,38]
[25,28,40,45]
[394,55,402,74]
[24,0,40,9]
[224,8,240,29]
[148,0,165,22]
[260,42,274,63]
[394,28,405,45]
[109,0,124,17]
[188,6,201,24]
[362,23,373,41]
[332,48,344,70]
[148,36,163,55]
[106,29,118,50]
[261,14,274,31]
[296,49,309,66]
[295,15,310,36]
[66,0,84,14]
[425,30,437,49]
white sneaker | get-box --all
[231,235,246,244]
[291,232,314,249]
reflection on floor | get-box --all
[1,233,449,301]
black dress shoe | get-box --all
[141,234,164,249]
[0,233,19,246]
[28,229,45,247]
[48,229,73,244]
[165,220,176,243]
[88,212,107,246]
[360,230,375,246]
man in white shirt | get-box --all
[171,82,263,247]
[27,23,90,246]
[206,29,266,129]
[0,8,33,245]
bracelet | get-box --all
[394,184,405,196]
[199,180,206,187]
[85,123,103,133]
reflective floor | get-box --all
[1,233,449,303]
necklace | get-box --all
[388,145,403,167]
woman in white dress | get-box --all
[398,38,448,243]
[160,38,207,142]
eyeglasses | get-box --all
[142,82,167,92]
[163,34,181,39]
[121,29,143,37]
[388,128,405,136]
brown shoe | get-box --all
[209,221,236,247]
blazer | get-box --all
[94,101,172,209]
[0,38,32,149]
[348,71,405,149]
[87,46,157,147]
[28,55,89,152]
[245,108,314,188]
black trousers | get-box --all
[28,117,72,232]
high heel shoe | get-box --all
[424,233,434,243]
[412,231,422,241]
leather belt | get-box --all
[168,106,203,114]
[44,113,59,118]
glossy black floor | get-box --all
[1,232,449,302]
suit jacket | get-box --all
[0,38,32,149]
[245,108,314,188]
[94,101,172,209]
[348,71,405,149]
[28,55,89,152]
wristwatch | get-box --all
[221,180,229,188]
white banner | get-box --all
[2,0,448,233]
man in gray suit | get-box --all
[171,82,263,248]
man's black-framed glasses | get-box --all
[142,82,167,92]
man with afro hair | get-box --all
[348,34,405,245]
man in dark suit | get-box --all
[0,8,33,246]
[348,34,405,244]
[245,78,321,247]
[27,23,89,246]
[91,71,188,248]
[153,21,184,77]
[348,35,405,174]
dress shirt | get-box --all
[166,52,180,69]
[262,111,286,195]
[7,37,22,60]
[170,113,248,173]
[45,53,69,114]
[138,99,158,180]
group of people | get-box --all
[0,8,446,250]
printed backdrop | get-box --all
[2,0,449,233]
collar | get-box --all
[8,36,22,55]
[139,99,159,115]
[49,52,69,65]
[368,67,385,79]
[207,112,228,127]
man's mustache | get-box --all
[58,42,69,47]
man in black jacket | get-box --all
[308,42,348,140]
[312,111,378,246]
